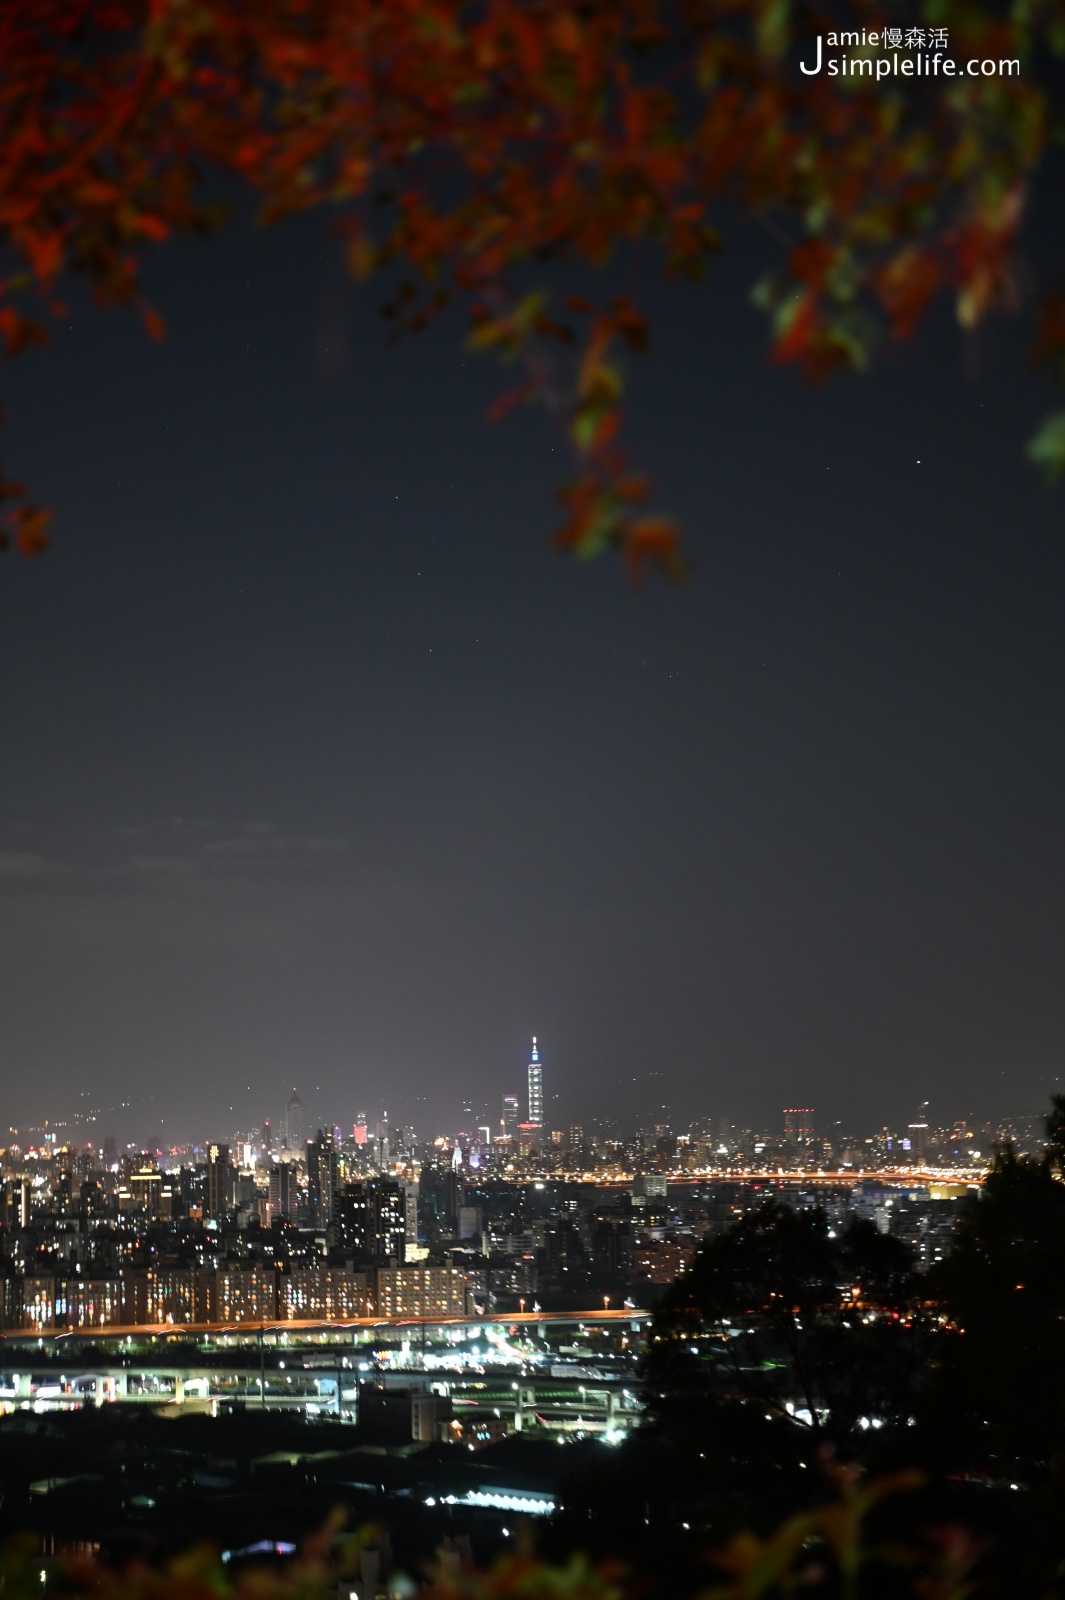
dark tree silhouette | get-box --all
[561,1204,928,1576]
[645,1204,925,1456]
[561,1111,1065,1594]
[924,1131,1065,1482]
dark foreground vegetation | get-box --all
[557,1095,1065,1596]
[0,1473,1005,1600]
[4,1100,1065,1599]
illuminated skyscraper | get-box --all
[306,1129,340,1227]
[207,1144,233,1220]
[527,1036,543,1128]
[501,1094,520,1141]
[334,1178,407,1266]
[908,1101,930,1164]
[783,1108,815,1143]
[269,1162,297,1220]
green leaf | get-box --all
[1026,411,1065,481]
[756,0,790,58]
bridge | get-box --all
[0,1306,649,1349]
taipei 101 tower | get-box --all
[527,1036,544,1129]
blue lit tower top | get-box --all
[527,1036,544,1128]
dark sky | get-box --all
[1,197,1063,1148]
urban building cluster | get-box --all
[0,1040,1040,1335]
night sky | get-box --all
[1,197,1063,1148]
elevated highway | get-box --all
[0,1306,650,1350]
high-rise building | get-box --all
[403,1181,419,1248]
[285,1088,305,1153]
[206,1144,233,1220]
[334,1178,407,1267]
[908,1102,930,1164]
[268,1161,297,1221]
[373,1177,407,1263]
[375,1111,390,1168]
[501,1094,520,1141]
[527,1037,543,1128]
[783,1108,815,1143]
[130,1161,169,1219]
[333,1182,371,1258]
[306,1129,340,1227]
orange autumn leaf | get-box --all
[0,0,1057,569]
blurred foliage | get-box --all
[2,0,1065,570]
[0,1471,987,1600]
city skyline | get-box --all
[1,1051,1051,1158]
